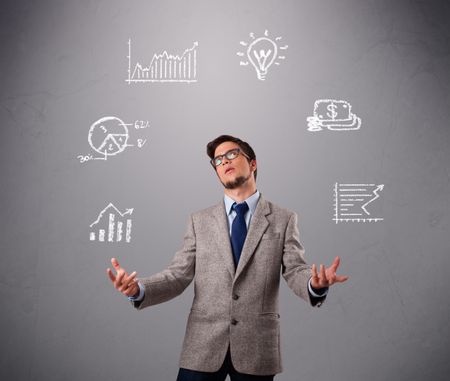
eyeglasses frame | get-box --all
[210,148,251,168]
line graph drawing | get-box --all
[237,30,288,80]
[126,39,198,83]
[89,203,134,243]
[307,99,361,132]
[333,183,384,223]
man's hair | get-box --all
[206,135,257,180]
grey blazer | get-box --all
[132,195,326,375]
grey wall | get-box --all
[1,0,449,380]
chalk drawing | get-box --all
[237,30,288,80]
[307,99,361,131]
[127,39,198,83]
[77,116,149,163]
[90,203,134,243]
[333,183,384,223]
[89,116,130,157]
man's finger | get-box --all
[129,271,137,281]
[119,272,137,292]
[125,283,138,297]
[106,268,116,283]
[111,258,121,271]
[330,256,340,271]
[335,275,349,283]
[115,270,126,289]
[319,264,326,282]
[123,271,137,286]
[311,264,319,282]
[124,278,137,293]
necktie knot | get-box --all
[233,202,249,216]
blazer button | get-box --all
[231,318,238,325]
[232,294,239,300]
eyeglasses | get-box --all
[210,148,250,168]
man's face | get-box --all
[213,141,256,189]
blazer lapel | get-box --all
[234,196,271,282]
[213,202,236,279]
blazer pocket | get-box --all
[261,232,281,240]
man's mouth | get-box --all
[225,168,234,174]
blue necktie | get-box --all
[230,202,249,268]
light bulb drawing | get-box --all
[238,30,288,80]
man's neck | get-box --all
[224,183,257,203]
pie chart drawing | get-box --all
[88,116,129,157]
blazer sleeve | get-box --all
[281,212,326,307]
[131,214,196,310]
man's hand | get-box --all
[107,258,140,297]
[310,256,349,289]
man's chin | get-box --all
[222,175,249,189]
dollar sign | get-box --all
[327,103,338,119]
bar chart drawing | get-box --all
[126,39,198,83]
[333,183,384,223]
[89,203,134,243]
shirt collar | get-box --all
[224,190,260,216]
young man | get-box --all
[107,135,348,380]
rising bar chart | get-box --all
[126,39,198,83]
[89,203,134,243]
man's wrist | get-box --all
[308,277,329,297]
[128,281,145,301]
